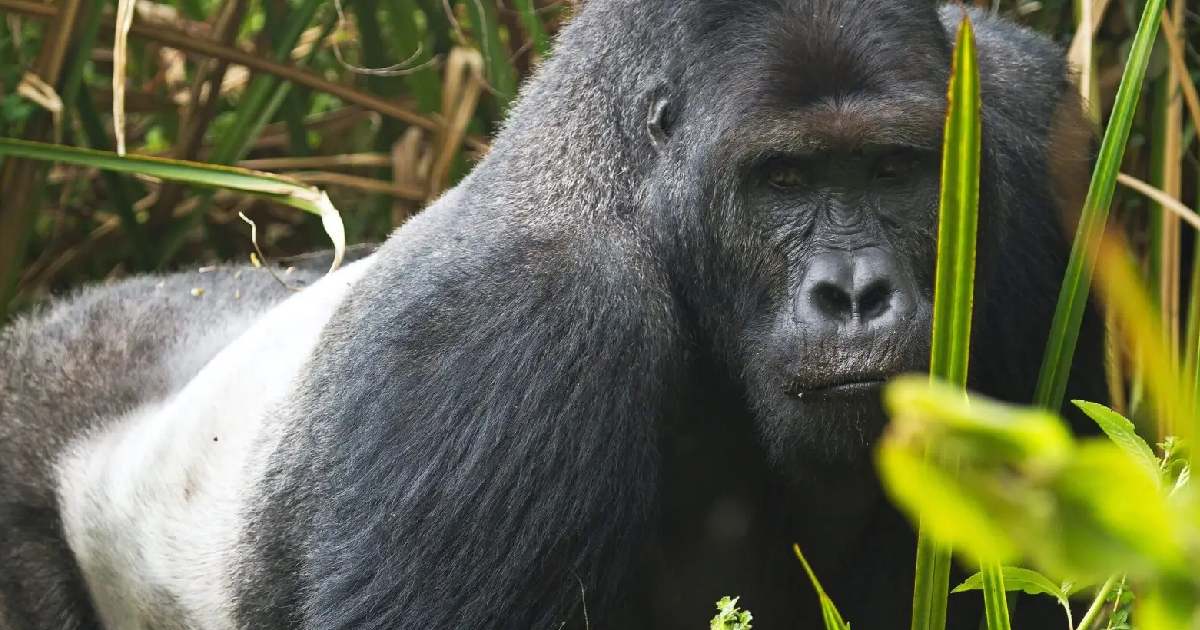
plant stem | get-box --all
[1075,575,1119,630]
[981,563,1012,630]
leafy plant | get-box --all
[877,374,1197,629]
[711,596,754,630]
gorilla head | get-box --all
[636,1,956,468]
[699,5,948,467]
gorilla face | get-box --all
[667,1,955,472]
[741,142,940,470]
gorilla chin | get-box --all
[749,322,931,473]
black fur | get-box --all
[0,2,1102,629]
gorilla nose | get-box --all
[794,249,915,332]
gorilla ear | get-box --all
[646,96,675,153]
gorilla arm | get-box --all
[245,213,685,630]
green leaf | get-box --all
[928,15,982,388]
[878,444,1019,564]
[879,380,1189,586]
[886,376,1074,464]
[954,567,1066,599]
[1135,578,1198,630]
[1033,0,1168,411]
[794,545,851,630]
[913,15,983,630]
[956,567,1076,629]
[1048,442,1184,580]
[0,138,344,271]
[710,596,754,630]
[1072,400,1160,480]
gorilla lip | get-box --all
[788,376,888,400]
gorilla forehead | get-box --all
[663,0,954,170]
[679,0,952,95]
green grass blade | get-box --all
[911,536,953,630]
[0,138,345,270]
[1,139,311,203]
[794,545,851,630]
[1188,244,1200,408]
[382,0,442,112]
[207,0,325,167]
[912,16,983,630]
[512,0,551,58]
[1032,0,1167,411]
[75,94,150,267]
[462,0,517,113]
[928,16,981,387]
[1075,575,1120,630]
[157,0,334,266]
[981,565,1012,630]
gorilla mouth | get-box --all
[786,375,889,401]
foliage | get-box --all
[710,596,754,630]
[879,377,1198,629]
[0,0,572,317]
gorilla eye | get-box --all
[872,150,920,182]
[764,160,807,190]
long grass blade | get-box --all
[0,138,345,271]
[927,17,981,387]
[794,545,850,630]
[512,0,551,59]
[981,565,1012,630]
[913,15,984,630]
[1032,0,1167,411]
[462,0,517,112]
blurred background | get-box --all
[0,0,1195,322]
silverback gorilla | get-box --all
[0,1,1103,628]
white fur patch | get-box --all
[56,257,374,630]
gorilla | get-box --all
[0,1,1103,628]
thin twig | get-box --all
[238,153,392,170]
[289,171,426,200]
[1117,173,1200,232]
[113,0,136,155]
[331,0,439,76]
[238,212,300,292]
[1159,10,1200,144]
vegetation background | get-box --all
[0,0,1195,323]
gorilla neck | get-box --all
[643,372,891,628]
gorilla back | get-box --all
[0,1,1102,629]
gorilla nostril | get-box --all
[858,280,893,321]
[795,249,914,329]
[811,282,853,320]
